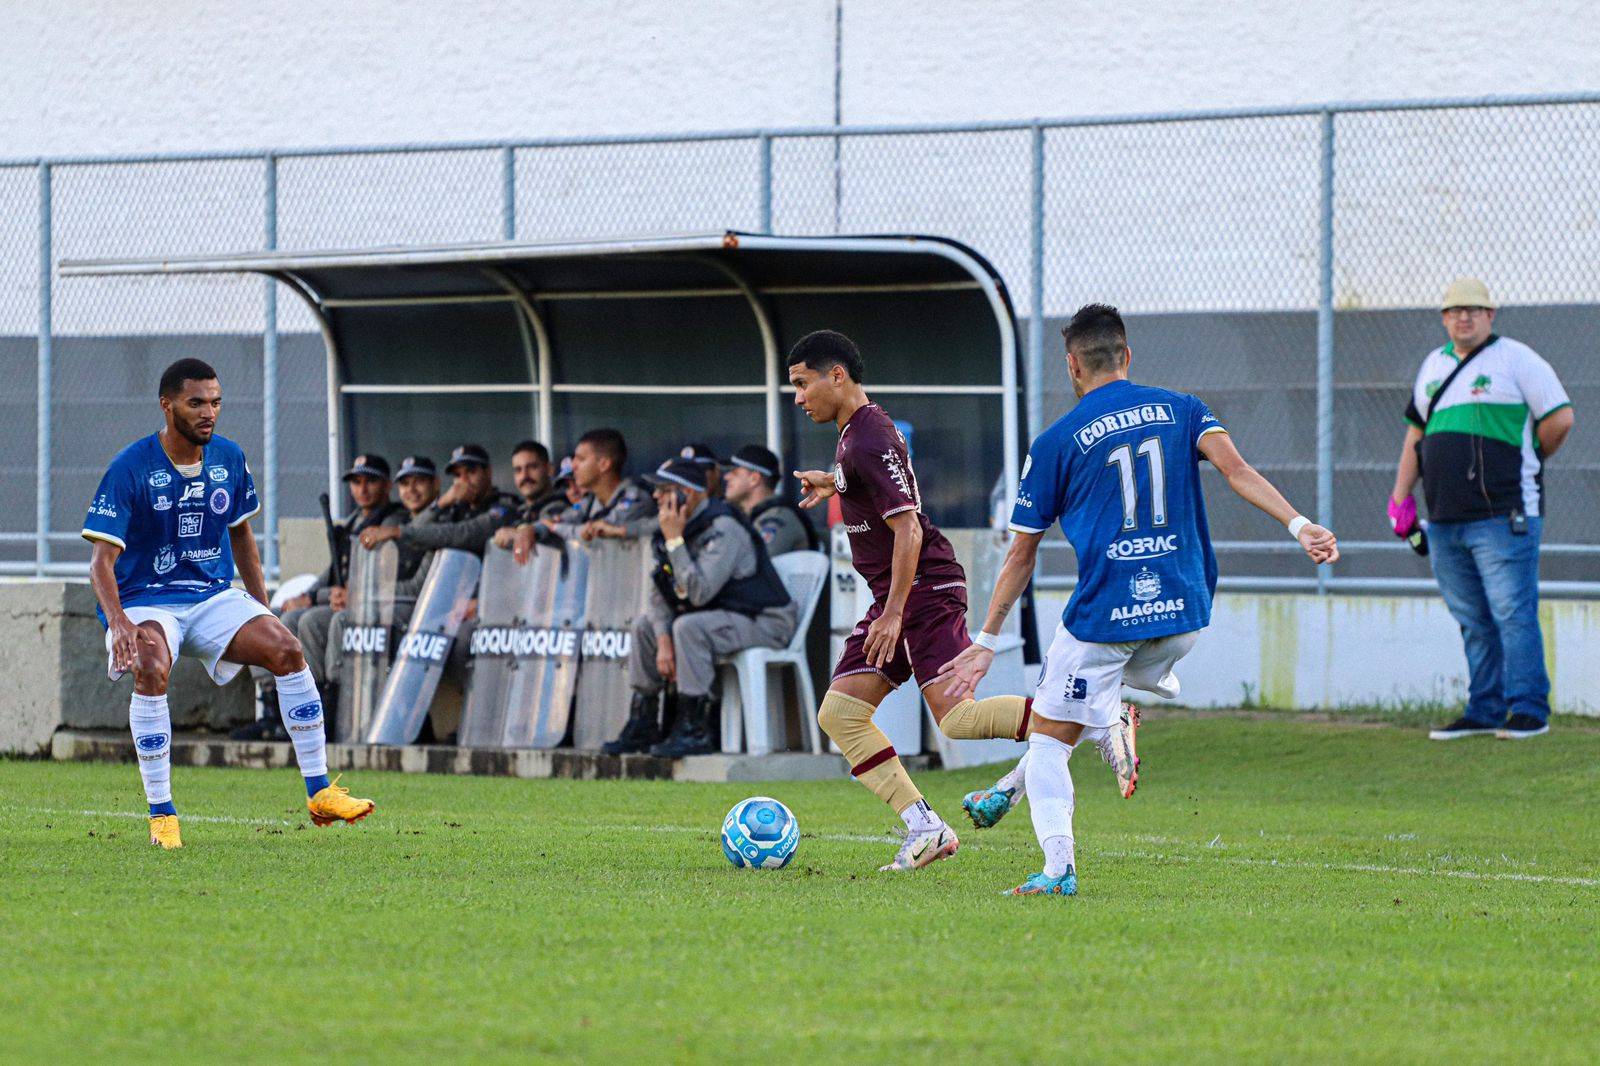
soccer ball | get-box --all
[720,796,799,869]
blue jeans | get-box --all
[1428,516,1549,725]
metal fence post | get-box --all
[1315,110,1336,595]
[36,163,52,577]
[1027,121,1046,441]
[501,146,516,240]
[263,153,279,578]
[758,134,773,234]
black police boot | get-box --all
[602,692,662,755]
[230,687,288,741]
[649,695,716,759]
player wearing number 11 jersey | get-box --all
[936,304,1339,896]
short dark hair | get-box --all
[576,427,627,472]
[1062,304,1128,375]
[512,439,550,464]
[787,330,865,383]
[159,358,219,398]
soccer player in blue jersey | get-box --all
[83,359,375,849]
[936,305,1337,896]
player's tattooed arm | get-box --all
[935,529,1043,699]
[228,521,272,607]
[1199,431,1339,565]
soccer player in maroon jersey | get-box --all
[789,330,1033,871]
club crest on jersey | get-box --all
[209,487,230,515]
[148,470,171,488]
[153,545,177,574]
[833,463,846,492]
[208,465,229,482]
[1130,567,1162,602]
[1074,404,1175,453]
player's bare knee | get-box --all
[266,632,306,676]
[132,657,170,695]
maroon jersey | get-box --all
[834,402,965,602]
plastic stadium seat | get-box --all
[716,550,830,755]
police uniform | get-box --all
[549,477,658,538]
[728,443,818,557]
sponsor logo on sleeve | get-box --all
[153,545,177,574]
[178,513,204,538]
[209,487,231,515]
[1015,491,1034,510]
[1074,404,1176,453]
[90,494,118,518]
[208,465,229,483]
[1021,454,1033,480]
[1106,534,1179,561]
[148,470,171,488]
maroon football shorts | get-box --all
[832,579,971,689]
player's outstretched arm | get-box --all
[1199,431,1338,565]
[935,529,1043,700]
[228,521,272,606]
[792,470,837,509]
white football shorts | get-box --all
[106,587,273,685]
[1031,622,1201,728]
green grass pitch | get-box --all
[3,714,1597,1063]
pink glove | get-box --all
[1387,495,1419,537]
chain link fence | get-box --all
[7,93,1598,590]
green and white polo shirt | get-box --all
[1403,334,1571,522]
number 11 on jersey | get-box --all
[1106,436,1167,530]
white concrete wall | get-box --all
[4,1,1598,156]
[1036,591,1600,717]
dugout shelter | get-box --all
[62,232,1022,529]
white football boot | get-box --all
[879,821,959,872]
[1095,703,1141,799]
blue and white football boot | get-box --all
[1005,867,1078,897]
[961,784,1019,830]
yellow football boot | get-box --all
[306,774,375,826]
[149,814,183,849]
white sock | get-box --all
[275,667,328,779]
[1025,732,1076,878]
[899,797,942,834]
[129,692,173,807]
[996,752,1029,798]
[1083,724,1116,764]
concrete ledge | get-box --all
[49,729,915,783]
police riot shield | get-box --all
[336,542,400,743]
[365,548,482,745]
[571,537,654,750]
[459,541,589,748]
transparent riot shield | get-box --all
[571,537,653,750]
[460,541,590,748]
[336,542,401,743]
[365,548,483,745]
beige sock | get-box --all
[818,690,924,812]
[937,694,1032,741]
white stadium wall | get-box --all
[1036,592,1600,717]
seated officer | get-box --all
[603,456,798,758]
[546,428,656,541]
[722,444,819,556]
[360,443,520,559]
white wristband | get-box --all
[1287,515,1310,540]
[973,631,999,651]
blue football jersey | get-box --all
[1010,379,1227,643]
[81,433,260,619]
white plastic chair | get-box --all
[717,550,830,755]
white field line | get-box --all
[26,808,1599,889]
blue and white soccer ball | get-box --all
[721,796,799,869]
